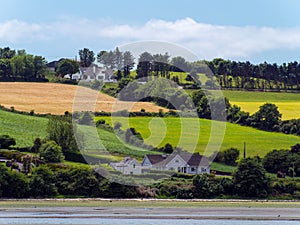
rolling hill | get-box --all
[98,116,300,157]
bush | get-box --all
[263,149,300,176]
[30,165,57,197]
[233,158,269,198]
[222,148,240,166]
[55,167,102,197]
[96,119,106,127]
[0,135,16,149]
[39,141,64,163]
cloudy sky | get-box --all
[1,0,300,63]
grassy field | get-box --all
[0,82,164,115]
[0,109,159,159]
[0,109,48,147]
[97,116,300,157]
[213,90,300,120]
[79,125,161,159]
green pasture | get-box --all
[0,110,48,147]
[97,116,300,157]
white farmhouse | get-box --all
[110,156,149,175]
[141,153,210,175]
[71,64,115,82]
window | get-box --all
[191,167,196,172]
[175,159,179,163]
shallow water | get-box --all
[0,218,299,225]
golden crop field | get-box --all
[0,82,164,114]
[231,101,300,120]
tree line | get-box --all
[2,45,300,92]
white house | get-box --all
[110,156,150,175]
[141,153,210,175]
[71,64,115,82]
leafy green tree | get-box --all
[162,143,174,154]
[47,116,81,153]
[4,170,29,198]
[32,137,42,154]
[39,141,64,163]
[56,59,79,76]
[233,158,270,198]
[193,174,212,198]
[0,59,12,78]
[263,149,300,176]
[0,135,16,149]
[79,48,95,67]
[97,50,115,69]
[55,167,101,197]
[123,51,135,78]
[0,164,9,197]
[291,143,300,153]
[30,166,57,197]
[222,148,240,166]
[171,56,188,72]
[78,111,93,125]
[251,103,282,131]
[136,52,153,80]
[0,47,16,59]
[22,155,33,175]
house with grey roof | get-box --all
[110,156,150,175]
[142,153,210,175]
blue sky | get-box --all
[1,0,300,63]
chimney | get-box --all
[93,65,96,74]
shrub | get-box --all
[39,141,64,163]
[30,165,57,197]
[0,135,16,149]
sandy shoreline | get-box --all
[0,199,300,221]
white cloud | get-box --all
[1,17,300,60]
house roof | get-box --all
[144,153,210,168]
[164,152,210,167]
[80,64,105,76]
[184,153,210,167]
[112,157,140,167]
[146,155,167,165]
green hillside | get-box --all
[0,109,159,159]
[98,116,300,157]
[0,110,48,147]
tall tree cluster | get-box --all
[207,58,300,90]
[97,47,135,80]
[0,47,47,81]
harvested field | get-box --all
[0,82,164,114]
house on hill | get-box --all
[71,64,115,82]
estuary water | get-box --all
[0,217,299,225]
[1,206,300,225]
